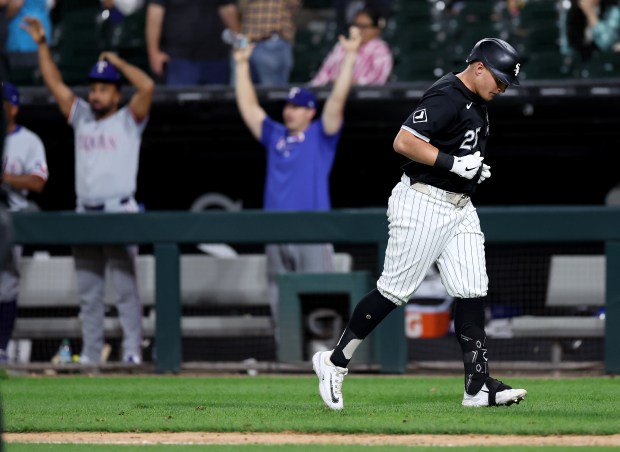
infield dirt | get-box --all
[4,432,620,446]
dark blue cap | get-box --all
[2,81,19,106]
[286,87,317,108]
[88,60,122,84]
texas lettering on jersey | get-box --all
[77,133,119,151]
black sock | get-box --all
[330,288,396,368]
[453,297,488,395]
[0,299,17,350]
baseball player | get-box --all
[0,82,48,364]
[313,38,527,409]
[233,27,362,347]
[24,17,155,364]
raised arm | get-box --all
[233,44,266,140]
[22,16,75,118]
[145,2,169,77]
[5,0,24,20]
[99,51,155,120]
[321,26,361,135]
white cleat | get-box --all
[312,350,348,410]
[462,378,527,407]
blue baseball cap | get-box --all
[2,82,20,106]
[88,60,122,84]
[286,87,317,108]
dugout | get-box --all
[14,79,620,214]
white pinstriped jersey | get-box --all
[376,73,489,305]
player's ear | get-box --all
[471,62,484,77]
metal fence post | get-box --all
[154,243,181,373]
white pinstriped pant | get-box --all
[377,174,488,306]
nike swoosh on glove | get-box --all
[450,151,484,180]
[478,163,491,184]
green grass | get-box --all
[1,375,619,435]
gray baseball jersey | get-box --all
[1,125,48,303]
[68,98,147,363]
[1,125,48,211]
[68,98,148,206]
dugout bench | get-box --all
[488,255,605,367]
[12,253,353,345]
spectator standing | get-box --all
[24,16,154,364]
[239,0,301,86]
[233,26,361,347]
[0,81,48,364]
[5,0,55,82]
[145,0,240,85]
[310,7,392,86]
[560,0,620,69]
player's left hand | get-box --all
[99,51,121,66]
[478,163,491,184]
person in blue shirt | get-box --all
[233,26,361,347]
[5,0,55,80]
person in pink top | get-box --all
[310,7,393,86]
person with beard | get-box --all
[23,16,154,365]
[560,0,620,72]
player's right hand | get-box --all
[478,163,491,184]
[450,151,484,180]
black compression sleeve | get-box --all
[434,152,454,170]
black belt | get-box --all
[83,197,130,211]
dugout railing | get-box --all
[10,207,620,374]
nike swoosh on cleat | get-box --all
[330,375,339,404]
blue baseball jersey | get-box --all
[260,116,341,211]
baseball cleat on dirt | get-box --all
[462,377,527,407]
[312,350,348,410]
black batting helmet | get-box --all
[466,38,522,86]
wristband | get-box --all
[37,36,46,45]
[434,152,454,170]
